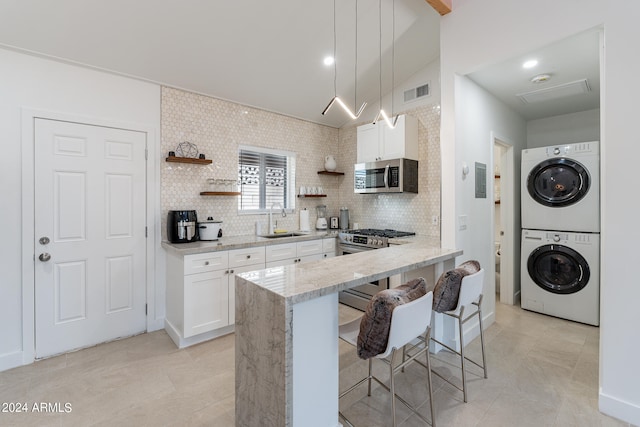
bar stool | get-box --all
[338,289,436,427]
[430,268,487,403]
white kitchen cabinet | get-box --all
[184,269,229,338]
[166,237,336,347]
[228,247,266,325]
[265,238,329,267]
[356,123,380,163]
[297,239,324,258]
[166,250,232,347]
[356,114,418,163]
[322,237,336,259]
[266,242,297,264]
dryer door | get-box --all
[527,244,590,294]
[527,158,590,207]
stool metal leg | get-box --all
[390,350,398,427]
[458,307,468,403]
[367,358,373,396]
[425,327,436,427]
[475,295,488,379]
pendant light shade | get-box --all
[321,0,366,119]
[373,0,397,129]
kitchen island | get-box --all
[235,240,462,427]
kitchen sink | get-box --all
[259,232,309,238]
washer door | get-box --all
[527,158,590,207]
[527,244,590,294]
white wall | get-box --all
[527,109,600,148]
[441,1,640,424]
[0,48,161,371]
[453,74,526,325]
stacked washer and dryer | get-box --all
[520,141,600,326]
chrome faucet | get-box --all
[269,202,284,234]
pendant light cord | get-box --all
[354,0,358,111]
[333,0,337,97]
[391,0,395,119]
[378,0,382,112]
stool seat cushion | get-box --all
[357,277,427,359]
[433,260,481,313]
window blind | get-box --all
[238,148,290,211]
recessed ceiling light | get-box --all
[523,60,538,69]
[323,56,334,66]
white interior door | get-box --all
[34,118,147,358]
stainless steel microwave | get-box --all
[354,158,418,193]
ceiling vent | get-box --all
[516,79,591,104]
[404,83,430,103]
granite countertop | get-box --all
[162,230,339,255]
[236,240,462,305]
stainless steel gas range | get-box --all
[338,228,416,311]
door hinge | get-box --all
[145,148,148,160]
[145,226,148,238]
[145,304,148,315]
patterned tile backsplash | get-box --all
[161,86,440,241]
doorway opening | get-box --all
[492,136,518,305]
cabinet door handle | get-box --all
[204,261,210,266]
[230,269,234,274]
[246,255,251,259]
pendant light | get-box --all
[373,0,398,129]
[322,0,366,119]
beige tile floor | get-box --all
[0,300,630,427]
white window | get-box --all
[238,146,296,213]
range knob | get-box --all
[553,147,561,155]
[553,235,561,242]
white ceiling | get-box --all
[467,29,601,121]
[0,0,441,128]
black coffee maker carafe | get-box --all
[167,210,199,243]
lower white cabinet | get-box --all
[165,236,337,348]
[184,268,229,338]
[322,237,336,259]
[228,247,266,325]
[266,239,325,267]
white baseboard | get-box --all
[0,350,26,373]
[164,319,234,349]
[599,388,640,426]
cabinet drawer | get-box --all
[229,247,266,268]
[322,238,336,254]
[266,242,297,263]
[296,239,323,257]
[184,251,229,275]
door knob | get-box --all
[39,253,51,262]
[39,236,50,245]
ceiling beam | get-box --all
[425,0,451,15]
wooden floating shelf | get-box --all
[166,156,212,165]
[297,194,327,198]
[317,171,344,176]
[200,191,241,196]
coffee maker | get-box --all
[167,210,199,243]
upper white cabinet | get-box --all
[356,114,418,163]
